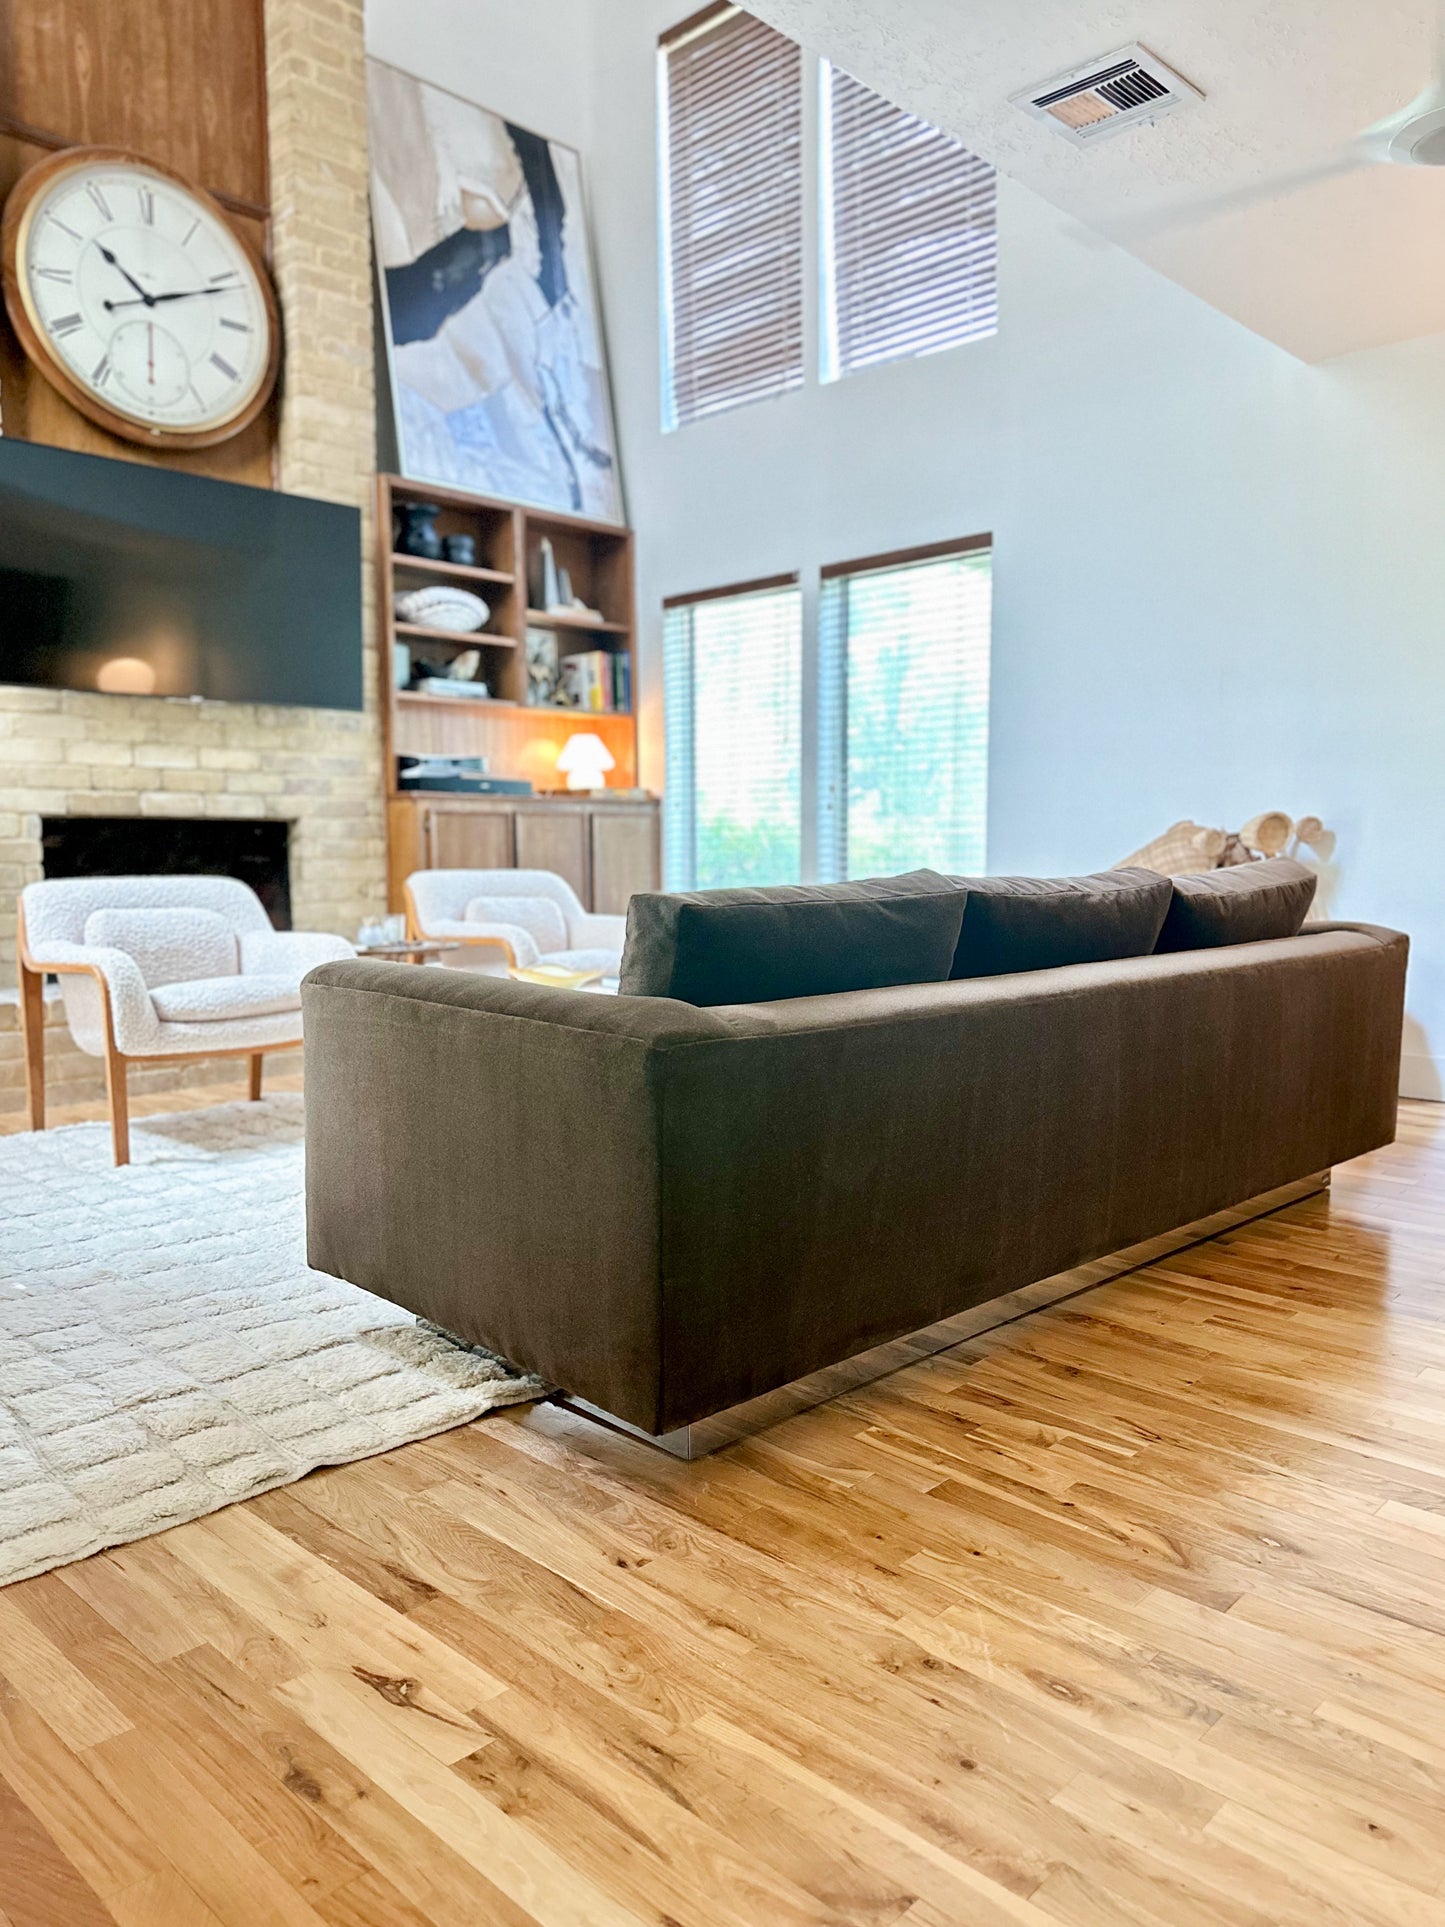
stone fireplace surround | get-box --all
[0,0,385,1114]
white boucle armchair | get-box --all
[17,875,354,1165]
[403,868,626,976]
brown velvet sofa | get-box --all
[302,874,1406,1444]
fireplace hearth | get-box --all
[41,818,292,928]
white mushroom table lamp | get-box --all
[556,731,615,793]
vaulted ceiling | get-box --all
[747,0,1445,362]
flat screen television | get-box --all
[0,437,363,710]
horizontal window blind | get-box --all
[661,7,804,427]
[822,63,997,380]
[818,544,991,881]
[663,580,802,888]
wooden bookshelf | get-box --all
[377,475,655,914]
[378,474,638,789]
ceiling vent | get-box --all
[1012,44,1202,145]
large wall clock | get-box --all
[1,145,281,451]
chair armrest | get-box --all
[239,930,355,978]
[27,941,158,1054]
[568,911,627,950]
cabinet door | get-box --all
[589,808,660,915]
[514,806,590,903]
[426,805,514,871]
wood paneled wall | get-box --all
[0,0,276,483]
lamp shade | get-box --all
[556,731,616,791]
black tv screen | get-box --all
[0,438,362,710]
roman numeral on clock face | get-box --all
[138,185,155,225]
[51,313,84,337]
[86,182,113,221]
[210,352,239,381]
[33,266,71,284]
[219,316,251,332]
[92,354,111,387]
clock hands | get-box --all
[96,243,154,307]
[102,287,230,312]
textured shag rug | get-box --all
[0,1095,543,1587]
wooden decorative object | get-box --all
[1,145,281,450]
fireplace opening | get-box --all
[41,817,292,928]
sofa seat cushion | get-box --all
[84,907,237,987]
[948,868,1171,979]
[1156,857,1318,952]
[149,974,301,1023]
[621,872,966,1006]
[464,893,570,954]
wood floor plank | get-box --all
[0,1770,119,1927]
[5,1100,1445,1922]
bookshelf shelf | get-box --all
[390,553,515,587]
[525,608,630,636]
[394,621,519,648]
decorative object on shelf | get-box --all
[538,535,562,612]
[393,642,412,689]
[448,648,483,683]
[442,533,476,565]
[394,500,444,557]
[557,730,616,792]
[1,145,281,451]
[368,61,623,522]
[556,564,574,606]
[396,755,533,795]
[525,627,561,706]
[395,585,490,632]
[416,675,492,699]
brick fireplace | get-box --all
[0,0,385,1114]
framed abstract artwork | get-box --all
[368,60,623,523]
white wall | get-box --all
[365,0,596,147]
[366,0,1445,1097]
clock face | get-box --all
[8,153,276,442]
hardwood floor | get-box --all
[4,1098,1445,1924]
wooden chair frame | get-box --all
[16,898,302,1167]
[402,880,518,968]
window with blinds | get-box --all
[663,579,803,888]
[660,7,804,428]
[821,63,997,380]
[817,542,992,880]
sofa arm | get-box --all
[300,960,728,1429]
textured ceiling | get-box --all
[746,0,1445,361]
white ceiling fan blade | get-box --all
[1116,146,1372,243]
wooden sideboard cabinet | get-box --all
[387,795,660,916]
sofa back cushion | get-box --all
[948,868,1171,979]
[84,907,238,987]
[464,894,569,955]
[1155,857,1318,952]
[620,872,966,1006]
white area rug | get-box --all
[0,1096,544,1587]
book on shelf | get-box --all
[557,649,630,714]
